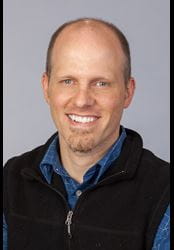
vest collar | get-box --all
[21,129,143,186]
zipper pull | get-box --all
[65,211,73,238]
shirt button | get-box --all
[76,190,82,197]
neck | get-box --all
[59,132,119,184]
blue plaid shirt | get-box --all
[3,127,170,249]
[40,126,127,209]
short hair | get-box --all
[45,17,131,84]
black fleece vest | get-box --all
[3,129,169,250]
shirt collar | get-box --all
[40,126,126,184]
[84,126,126,184]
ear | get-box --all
[41,73,50,104]
[124,77,136,109]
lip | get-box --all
[66,113,101,127]
[66,113,101,118]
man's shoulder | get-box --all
[3,132,58,173]
[141,147,169,169]
[124,128,169,180]
[137,148,170,188]
[125,127,169,166]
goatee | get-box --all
[67,128,95,153]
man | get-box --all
[3,18,170,250]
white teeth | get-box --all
[68,115,97,123]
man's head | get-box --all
[46,18,131,85]
[42,18,135,154]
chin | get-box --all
[67,134,95,153]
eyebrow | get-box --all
[57,75,112,82]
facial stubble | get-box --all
[67,127,95,153]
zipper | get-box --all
[21,169,75,240]
[65,210,73,238]
[22,167,127,241]
[63,172,126,240]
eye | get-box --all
[64,79,73,85]
[96,81,109,87]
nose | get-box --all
[73,87,95,108]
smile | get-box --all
[67,114,99,123]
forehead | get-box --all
[51,21,125,62]
[48,22,126,83]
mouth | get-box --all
[66,114,100,125]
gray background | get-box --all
[3,0,170,164]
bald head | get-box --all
[46,18,131,84]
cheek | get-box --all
[100,92,125,114]
[49,90,70,110]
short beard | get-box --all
[67,128,95,153]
